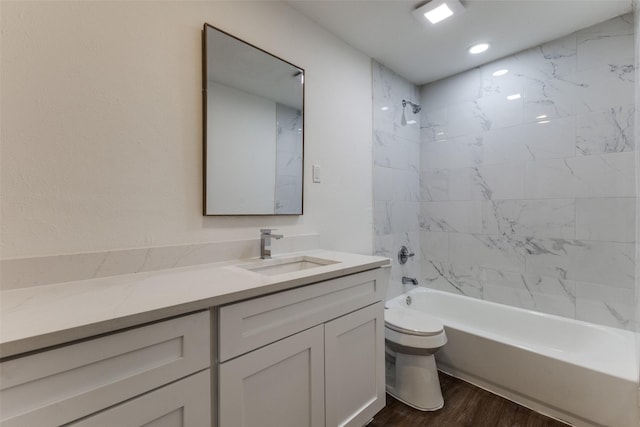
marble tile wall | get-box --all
[372,61,422,299]
[420,14,637,330]
[635,0,640,337]
[275,104,303,214]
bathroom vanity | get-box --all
[0,251,389,427]
[218,267,386,427]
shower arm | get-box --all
[402,99,421,114]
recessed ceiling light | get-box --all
[469,43,490,54]
[492,69,509,77]
[535,114,547,119]
[537,120,550,124]
[381,106,389,111]
[506,93,521,101]
[412,0,465,26]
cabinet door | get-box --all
[325,302,385,427]
[69,370,211,427]
[219,325,324,427]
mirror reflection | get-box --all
[203,24,304,215]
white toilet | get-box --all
[384,306,447,411]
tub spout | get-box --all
[402,276,418,285]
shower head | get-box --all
[402,99,421,114]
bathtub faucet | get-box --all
[402,276,418,285]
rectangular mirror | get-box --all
[203,24,304,215]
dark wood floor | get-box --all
[369,372,569,427]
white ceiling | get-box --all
[287,0,633,85]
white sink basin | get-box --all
[240,255,339,276]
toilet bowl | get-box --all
[384,306,447,411]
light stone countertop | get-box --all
[0,250,390,358]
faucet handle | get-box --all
[260,228,277,235]
[398,245,415,264]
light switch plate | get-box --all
[312,164,321,183]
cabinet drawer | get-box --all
[68,370,211,427]
[219,267,388,362]
[0,311,210,427]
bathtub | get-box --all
[385,287,639,427]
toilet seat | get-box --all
[385,307,444,336]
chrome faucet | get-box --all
[398,246,415,265]
[402,276,418,285]
[260,229,283,259]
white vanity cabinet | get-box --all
[0,311,211,427]
[218,267,388,427]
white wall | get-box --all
[0,1,374,258]
[207,82,276,214]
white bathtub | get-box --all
[386,287,639,427]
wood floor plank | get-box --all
[369,372,569,427]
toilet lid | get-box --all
[385,307,444,336]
